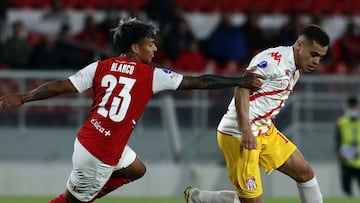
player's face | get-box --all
[297,40,328,72]
[135,37,157,64]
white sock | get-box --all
[192,189,240,203]
[297,177,323,203]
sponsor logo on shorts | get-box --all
[245,177,257,191]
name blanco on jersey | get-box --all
[110,62,135,75]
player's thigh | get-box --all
[113,145,146,180]
[67,138,114,202]
[277,149,314,182]
[258,127,296,174]
[217,131,263,199]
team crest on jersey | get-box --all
[245,177,257,191]
[257,61,267,68]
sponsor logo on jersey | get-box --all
[90,119,111,136]
[162,68,173,74]
[161,68,181,79]
[257,61,267,68]
[269,52,282,65]
[245,177,257,191]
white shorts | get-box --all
[66,138,136,202]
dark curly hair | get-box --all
[111,18,158,54]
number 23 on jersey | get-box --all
[97,74,135,122]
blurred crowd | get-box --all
[0,0,360,75]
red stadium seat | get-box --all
[291,0,310,14]
[175,0,208,12]
[227,0,252,13]
[62,0,85,9]
[351,0,360,14]
[329,0,351,15]
[251,0,271,13]
[9,0,33,9]
[110,0,147,10]
[31,0,51,9]
[266,0,292,14]
[309,0,331,15]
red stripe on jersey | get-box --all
[250,100,284,124]
[250,90,284,101]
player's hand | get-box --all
[0,93,24,112]
[241,131,258,150]
[239,68,265,92]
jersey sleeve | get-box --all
[68,61,98,93]
[247,50,278,79]
[152,68,184,93]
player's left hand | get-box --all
[0,93,24,112]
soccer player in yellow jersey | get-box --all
[185,25,330,203]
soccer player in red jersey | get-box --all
[0,18,264,203]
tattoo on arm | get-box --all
[23,81,69,102]
[181,75,240,90]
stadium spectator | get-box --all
[3,21,31,69]
[0,18,264,203]
[206,11,249,74]
[173,39,206,73]
[97,6,121,51]
[330,21,360,75]
[185,24,329,203]
[42,0,69,24]
[240,11,267,59]
[32,0,70,35]
[275,12,305,46]
[0,0,8,43]
[29,33,70,70]
[73,14,112,63]
[335,96,360,197]
[144,0,178,37]
[163,17,195,61]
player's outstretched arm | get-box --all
[177,68,264,91]
[0,79,77,112]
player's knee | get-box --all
[134,164,146,180]
[296,164,314,182]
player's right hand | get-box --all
[241,131,258,150]
[240,67,265,91]
[0,93,24,112]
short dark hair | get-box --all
[112,18,158,53]
[300,24,330,47]
[347,96,358,105]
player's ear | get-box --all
[131,44,139,54]
[294,38,302,51]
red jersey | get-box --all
[69,56,183,165]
